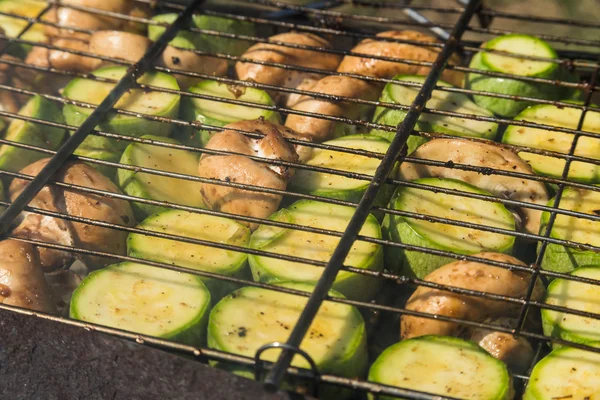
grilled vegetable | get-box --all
[0,95,66,173]
[284,75,380,142]
[288,134,394,213]
[178,80,280,147]
[127,210,251,301]
[399,138,549,236]
[236,32,342,105]
[88,30,151,66]
[401,253,544,339]
[337,30,464,87]
[524,345,600,400]
[44,0,150,39]
[198,120,299,230]
[9,158,135,271]
[371,75,498,153]
[368,336,512,400]
[249,200,383,301]
[470,318,535,374]
[63,66,180,177]
[0,239,56,314]
[149,14,237,88]
[384,178,516,278]
[70,262,211,346]
[539,187,600,273]
[467,34,561,117]
[542,266,600,345]
[502,104,600,183]
[118,135,205,219]
[0,0,47,58]
[208,282,367,397]
[148,13,255,57]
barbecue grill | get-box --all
[0,0,599,398]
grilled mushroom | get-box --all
[159,45,228,89]
[401,253,544,367]
[0,239,56,314]
[398,138,549,235]
[88,30,152,65]
[198,119,299,230]
[337,30,464,87]
[284,75,380,142]
[236,32,342,104]
[9,159,135,271]
[43,0,150,39]
[470,317,535,374]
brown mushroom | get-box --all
[398,138,550,235]
[284,75,380,142]
[337,30,464,87]
[9,158,136,271]
[236,32,342,104]
[198,119,299,230]
[0,239,56,314]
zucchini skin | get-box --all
[0,95,66,173]
[368,335,512,400]
[207,283,368,400]
[247,201,384,302]
[467,39,561,118]
[384,179,515,279]
[70,262,211,346]
[523,344,600,400]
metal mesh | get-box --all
[0,0,598,398]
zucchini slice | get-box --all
[70,262,211,346]
[118,135,205,218]
[288,135,393,213]
[128,210,251,301]
[540,187,600,274]
[467,34,561,117]
[524,345,600,400]
[63,66,180,175]
[368,336,512,400]
[383,178,516,278]
[543,266,600,346]
[0,95,66,173]
[177,80,280,147]
[248,200,383,301]
[502,104,600,183]
[208,282,367,387]
[148,13,255,56]
[0,0,47,58]
[371,75,498,154]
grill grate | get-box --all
[0,0,598,398]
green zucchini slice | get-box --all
[540,187,600,274]
[118,135,205,218]
[543,266,600,346]
[148,13,255,56]
[70,261,211,346]
[384,177,516,278]
[128,210,251,301]
[524,345,600,400]
[0,0,47,58]
[249,200,383,302]
[502,104,600,183]
[177,80,280,147]
[63,66,180,176]
[467,34,561,117]
[369,336,512,400]
[208,282,367,385]
[371,75,498,154]
[0,95,66,173]
[288,134,393,212]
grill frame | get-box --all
[0,0,598,398]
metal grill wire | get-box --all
[0,0,597,398]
